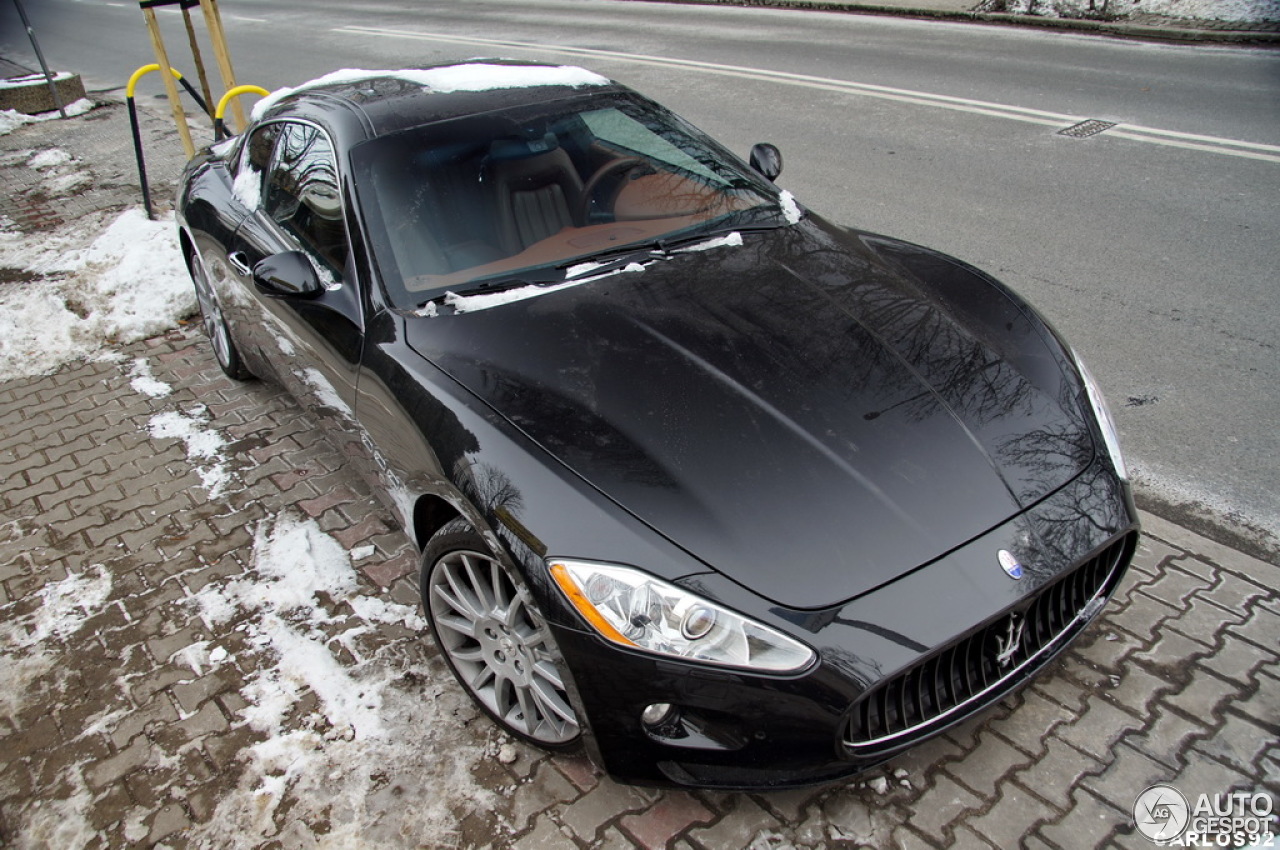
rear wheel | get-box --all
[190,251,251,381]
[422,519,580,747]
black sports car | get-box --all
[176,61,1138,789]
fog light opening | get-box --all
[641,702,677,728]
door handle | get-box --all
[227,251,252,276]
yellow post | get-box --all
[141,6,195,158]
[198,0,246,132]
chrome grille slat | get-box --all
[843,534,1133,754]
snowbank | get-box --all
[0,207,195,381]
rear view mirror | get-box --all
[253,251,323,299]
[749,143,783,182]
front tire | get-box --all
[421,519,581,748]
[190,251,251,381]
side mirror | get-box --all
[749,143,783,182]
[253,251,323,299]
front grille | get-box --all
[843,534,1134,754]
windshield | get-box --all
[350,93,781,309]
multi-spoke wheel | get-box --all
[190,251,251,380]
[422,519,580,747]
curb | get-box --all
[619,0,1280,44]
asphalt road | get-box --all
[4,0,1279,558]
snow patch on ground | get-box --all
[2,564,112,649]
[43,170,90,195]
[147,406,232,497]
[10,767,97,850]
[180,513,498,847]
[28,148,71,169]
[0,99,95,136]
[0,564,113,722]
[0,207,195,381]
[128,357,172,398]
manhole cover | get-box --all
[1059,119,1117,138]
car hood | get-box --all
[405,220,1094,608]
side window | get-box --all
[264,123,349,280]
[233,123,280,209]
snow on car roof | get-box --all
[251,63,612,122]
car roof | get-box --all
[255,60,632,142]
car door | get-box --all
[225,120,367,441]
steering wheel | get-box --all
[577,157,644,224]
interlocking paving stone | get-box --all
[907,773,983,839]
[1013,736,1105,811]
[968,781,1058,849]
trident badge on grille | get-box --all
[994,615,1025,670]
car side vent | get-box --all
[843,534,1134,755]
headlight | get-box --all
[1072,350,1128,481]
[548,560,815,673]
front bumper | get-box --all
[547,459,1139,789]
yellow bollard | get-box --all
[126,64,212,219]
[214,85,269,140]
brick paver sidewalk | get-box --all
[0,97,1276,850]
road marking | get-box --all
[334,25,1280,164]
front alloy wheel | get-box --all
[423,520,580,747]
[191,251,250,380]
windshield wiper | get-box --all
[555,243,663,274]
[412,271,561,312]
[656,226,751,254]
